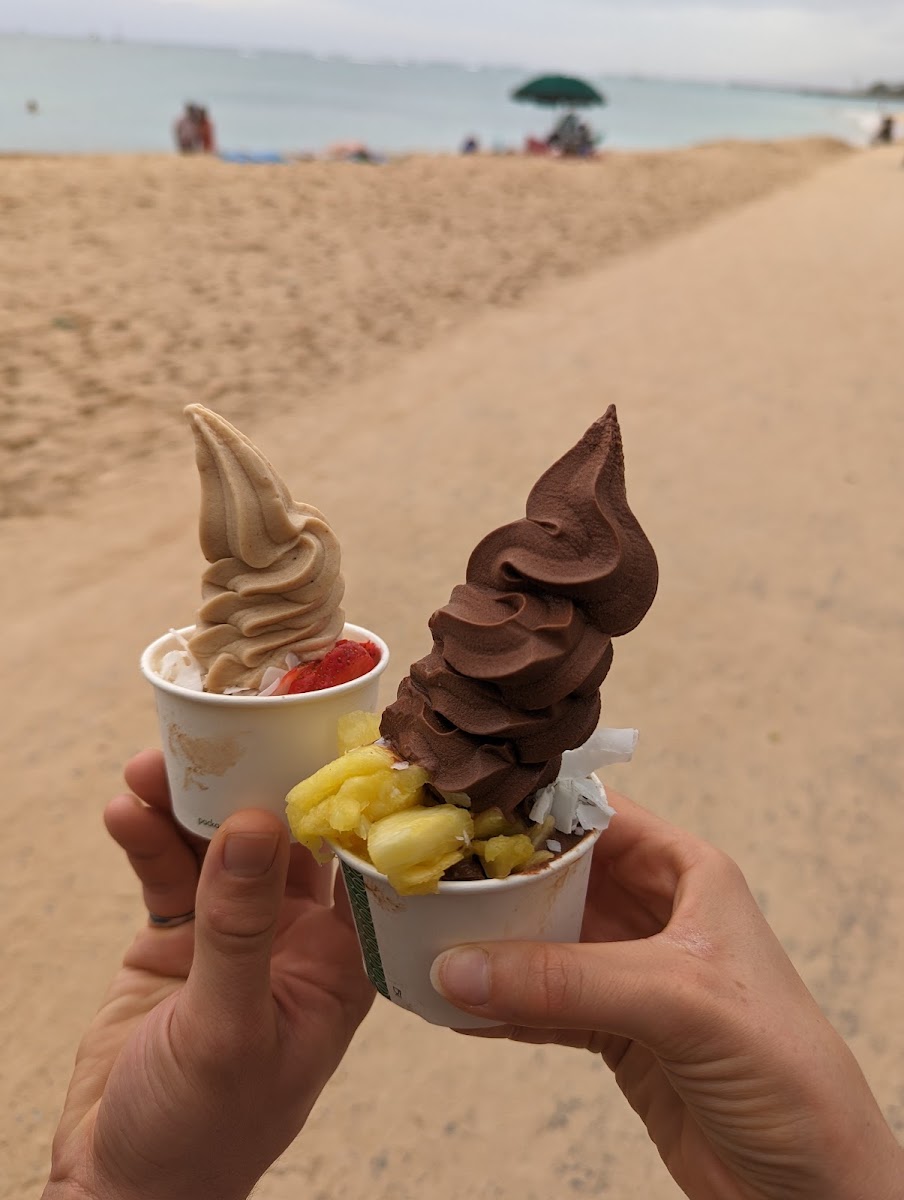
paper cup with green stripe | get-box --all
[332,827,601,1029]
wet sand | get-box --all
[4,141,904,1199]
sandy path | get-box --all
[4,146,904,1197]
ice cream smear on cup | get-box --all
[158,405,381,697]
[286,405,658,894]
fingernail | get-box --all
[223,832,279,877]
[432,947,489,1006]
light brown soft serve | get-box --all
[185,405,345,693]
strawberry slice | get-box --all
[284,640,375,694]
[269,640,379,696]
[361,640,382,667]
[272,661,318,696]
[312,641,375,689]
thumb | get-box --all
[431,938,688,1045]
[185,810,289,1035]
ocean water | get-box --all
[0,34,884,156]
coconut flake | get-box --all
[546,839,562,853]
[554,780,580,832]
[391,760,410,771]
[528,786,555,824]
[285,652,300,669]
[169,627,194,655]
[528,726,636,834]
[561,727,638,778]
[576,798,616,831]
[158,649,184,678]
[159,632,205,690]
[259,665,287,693]
[159,648,204,691]
[534,777,613,834]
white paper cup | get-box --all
[141,623,389,839]
[333,824,601,1029]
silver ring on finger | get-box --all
[148,910,195,929]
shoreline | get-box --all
[0,131,861,159]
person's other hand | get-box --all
[44,750,374,1200]
[432,794,903,1200]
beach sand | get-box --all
[2,138,848,518]
[4,140,904,1198]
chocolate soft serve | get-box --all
[380,406,657,814]
[185,405,345,693]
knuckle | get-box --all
[526,943,574,1021]
[202,895,276,946]
[708,846,748,891]
[690,841,747,891]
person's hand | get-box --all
[44,750,374,1200]
[432,793,904,1200]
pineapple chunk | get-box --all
[286,744,394,818]
[433,788,471,808]
[337,711,382,754]
[384,851,466,896]
[475,833,536,879]
[525,850,555,870]
[286,739,432,864]
[472,807,514,839]
[528,814,557,849]
[330,829,369,860]
[286,717,481,894]
[291,803,346,862]
[366,763,430,822]
[368,805,473,894]
[327,786,365,832]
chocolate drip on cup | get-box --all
[381,406,657,815]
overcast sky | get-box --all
[6,0,904,85]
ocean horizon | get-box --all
[0,33,885,156]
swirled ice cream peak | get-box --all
[184,405,345,693]
[380,405,657,814]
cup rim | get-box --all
[331,824,601,895]
[140,622,389,706]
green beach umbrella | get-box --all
[511,74,607,108]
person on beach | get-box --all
[575,120,595,156]
[547,111,580,153]
[544,112,598,157]
[174,103,201,153]
[174,103,216,154]
[197,106,217,154]
[872,114,896,145]
[43,750,903,1200]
